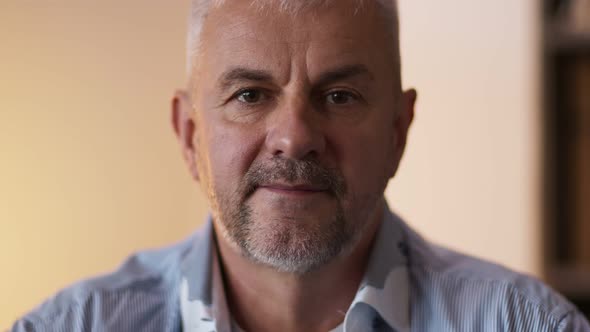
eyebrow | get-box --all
[314,64,374,87]
[218,67,275,92]
[216,64,374,92]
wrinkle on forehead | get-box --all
[188,0,400,75]
[189,0,400,104]
[208,0,370,16]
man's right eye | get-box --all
[235,89,263,104]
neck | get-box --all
[214,205,384,332]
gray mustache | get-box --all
[242,157,347,199]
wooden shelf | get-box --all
[546,25,590,54]
[546,266,590,298]
[543,1,590,317]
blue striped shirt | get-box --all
[12,207,590,331]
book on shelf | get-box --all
[570,58,590,267]
[569,0,590,32]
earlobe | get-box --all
[396,88,417,142]
[171,90,199,181]
[389,88,418,178]
[403,89,417,126]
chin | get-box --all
[223,202,359,274]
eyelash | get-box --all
[323,90,361,105]
[232,88,267,104]
[228,87,363,107]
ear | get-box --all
[389,88,417,178]
[171,90,199,181]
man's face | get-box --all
[175,0,414,274]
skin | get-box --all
[172,0,416,331]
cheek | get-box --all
[201,120,264,195]
[330,122,394,195]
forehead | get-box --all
[193,0,395,84]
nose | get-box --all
[264,98,326,160]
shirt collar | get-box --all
[346,205,411,331]
[179,204,411,332]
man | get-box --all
[12,0,590,331]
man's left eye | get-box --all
[325,91,357,105]
[236,89,263,104]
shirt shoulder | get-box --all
[403,225,589,331]
[11,232,200,332]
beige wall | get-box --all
[0,0,540,327]
[390,0,541,276]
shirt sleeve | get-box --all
[10,317,42,332]
[558,310,590,332]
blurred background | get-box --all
[0,0,588,327]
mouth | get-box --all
[258,183,329,196]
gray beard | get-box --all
[225,199,359,274]
[211,156,369,275]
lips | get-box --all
[258,183,328,193]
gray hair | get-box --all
[186,0,401,84]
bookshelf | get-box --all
[542,0,590,317]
